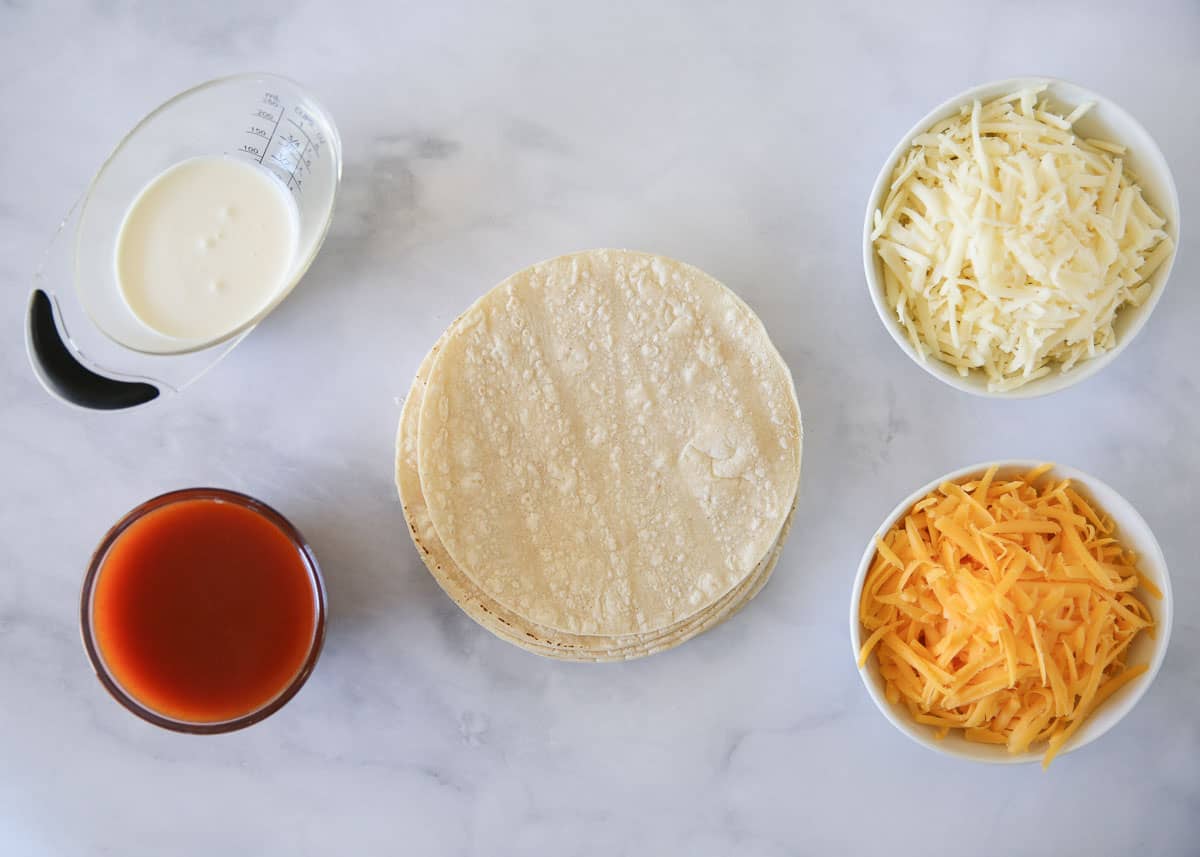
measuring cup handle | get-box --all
[26,290,160,410]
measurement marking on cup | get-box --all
[286,139,311,192]
[244,100,322,195]
[286,118,316,149]
[283,118,317,193]
[256,98,285,166]
[287,117,325,158]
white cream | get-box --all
[114,156,299,342]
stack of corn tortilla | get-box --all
[396,249,802,660]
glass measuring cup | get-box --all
[26,73,342,409]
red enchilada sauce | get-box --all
[90,497,318,724]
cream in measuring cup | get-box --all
[27,74,341,411]
[114,156,300,342]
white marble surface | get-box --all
[2,2,1198,854]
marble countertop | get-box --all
[2,2,1198,854]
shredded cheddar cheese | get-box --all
[872,86,1174,392]
[858,465,1157,768]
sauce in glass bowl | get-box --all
[82,488,325,732]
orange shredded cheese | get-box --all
[858,465,1157,768]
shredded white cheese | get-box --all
[873,86,1173,392]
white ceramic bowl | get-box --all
[863,77,1181,398]
[849,461,1173,764]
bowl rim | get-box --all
[848,459,1174,764]
[862,76,1182,399]
[80,487,328,734]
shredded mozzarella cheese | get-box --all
[873,87,1173,392]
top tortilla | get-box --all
[396,331,799,659]
[417,249,802,636]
